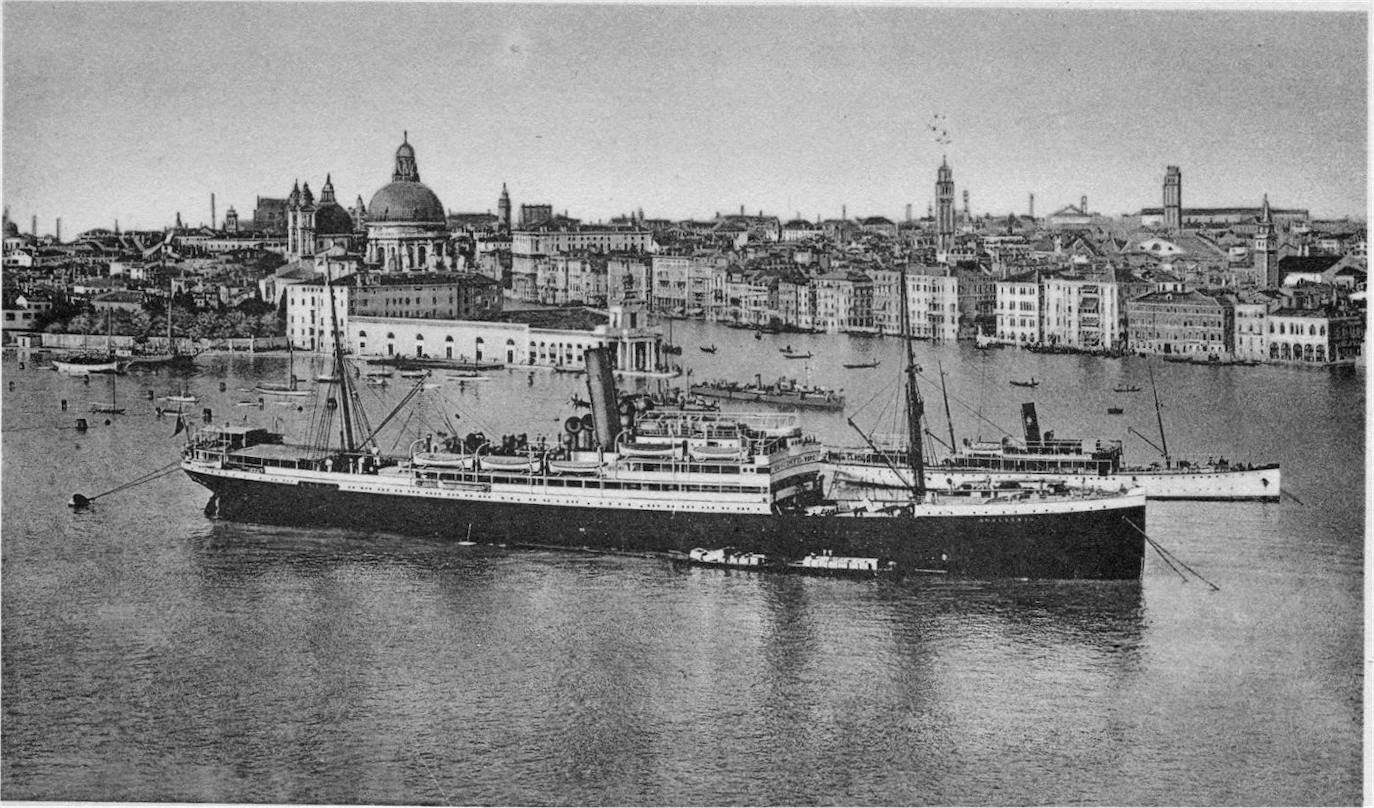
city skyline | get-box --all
[3,3,1366,235]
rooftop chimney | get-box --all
[1029,193,1035,219]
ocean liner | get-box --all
[181,271,1147,579]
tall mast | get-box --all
[938,360,956,452]
[1148,362,1170,467]
[325,272,356,453]
[899,265,927,496]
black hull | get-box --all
[186,470,1146,580]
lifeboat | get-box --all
[479,454,540,472]
[412,452,474,469]
[547,459,603,475]
[619,442,677,458]
[689,444,745,461]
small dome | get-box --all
[397,140,415,160]
[315,202,356,235]
[368,180,445,224]
[4,219,18,237]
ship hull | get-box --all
[687,386,843,411]
[184,467,1146,580]
[831,462,1280,502]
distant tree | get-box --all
[236,296,274,317]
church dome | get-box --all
[3,219,18,237]
[367,133,445,225]
[315,202,356,234]
[368,181,445,224]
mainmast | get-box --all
[899,265,927,497]
[325,272,357,453]
[1148,362,1171,468]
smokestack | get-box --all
[211,193,216,230]
[905,203,913,222]
[1029,193,1035,219]
[31,215,36,236]
[842,204,847,220]
[1021,403,1042,445]
[739,204,745,216]
[583,347,622,450]
[56,218,61,242]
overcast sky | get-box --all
[3,3,1366,235]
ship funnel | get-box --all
[583,348,621,450]
[1020,402,1041,445]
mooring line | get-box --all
[1124,518,1220,591]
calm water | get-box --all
[1,325,1363,805]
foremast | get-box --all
[899,265,927,498]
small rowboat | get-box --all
[782,352,813,360]
[1009,379,1039,388]
[255,384,312,397]
[399,370,427,379]
[842,360,880,369]
[161,394,199,404]
[413,452,474,469]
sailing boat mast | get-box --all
[1148,362,1171,468]
[899,266,927,497]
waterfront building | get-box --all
[906,266,959,341]
[364,134,454,272]
[1229,291,1277,361]
[1,291,52,333]
[953,265,996,338]
[286,270,501,351]
[1041,270,1122,350]
[536,254,607,306]
[1266,306,1364,364]
[776,273,816,331]
[813,270,874,333]
[649,254,715,315]
[1125,289,1228,356]
[345,302,668,374]
[994,269,1042,344]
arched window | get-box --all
[1315,345,1326,362]
[1304,344,1315,362]
[358,330,367,338]
[386,332,395,339]
[506,338,516,345]
[445,335,454,342]
[1270,343,1280,359]
[1309,324,1316,336]
[416,333,424,340]
[1280,343,1291,360]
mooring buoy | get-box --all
[68,493,91,509]
[75,418,88,432]
[60,399,68,411]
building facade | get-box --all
[1125,290,1228,356]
